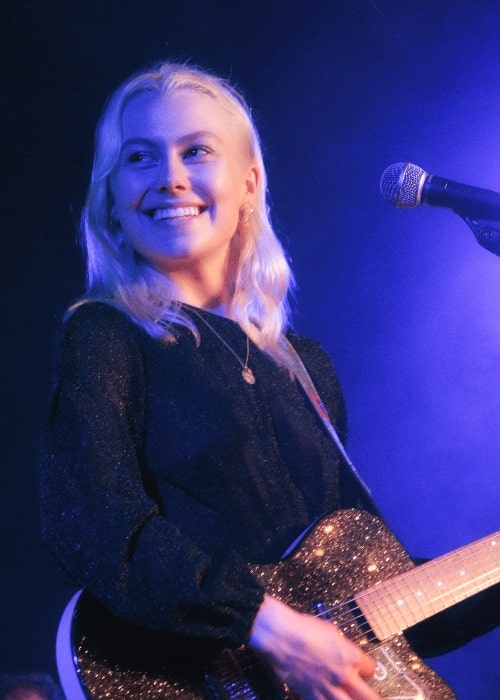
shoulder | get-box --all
[63,301,141,340]
[56,302,147,374]
[60,301,149,354]
[286,331,338,377]
[286,330,347,433]
[48,303,148,433]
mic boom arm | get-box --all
[461,216,500,257]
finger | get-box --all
[358,652,377,680]
[341,683,381,700]
[332,689,352,700]
[340,669,382,700]
[303,677,364,700]
[310,685,352,700]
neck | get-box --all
[177,288,231,316]
[202,303,229,317]
[163,262,233,316]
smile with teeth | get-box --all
[150,206,204,221]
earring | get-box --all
[240,203,254,228]
[110,206,121,230]
[108,207,125,253]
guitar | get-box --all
[56,509,499,699]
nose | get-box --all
[156,154,189,193]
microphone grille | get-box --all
[380,162,427,208]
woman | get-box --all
[40,62,496,700]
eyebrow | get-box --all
[120,130,223,149]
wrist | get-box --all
[248,594,298,656]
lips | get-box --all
[148,206,204,221]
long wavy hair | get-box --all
[76,61,295,366]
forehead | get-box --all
[120,88,238,142]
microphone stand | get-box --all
[458,214,500,257]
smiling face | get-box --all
[110,88,257,298]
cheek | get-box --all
[110,173,145,211]
[211,167,248,209]
[109,176,126,213]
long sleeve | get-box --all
[40,304,264,646]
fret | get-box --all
[356,531,499,640]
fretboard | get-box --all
[356,530,500,640]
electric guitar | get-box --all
[56,509,499,699]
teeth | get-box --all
[152,206,200,221]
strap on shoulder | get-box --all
[282,336,382,517]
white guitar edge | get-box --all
[56,589,88,700]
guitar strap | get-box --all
[283,336,382,518]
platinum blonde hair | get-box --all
[77,61,295,365]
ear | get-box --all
[244,164,259,197]
[110,205,121,230]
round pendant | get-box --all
[242,367,256,384]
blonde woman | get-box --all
[41,62,496,700]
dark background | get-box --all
[2,0,499,697]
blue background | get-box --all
[2,1,499,697]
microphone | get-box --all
[380,162,500,220]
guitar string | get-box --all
[318,544,500,626]
[322,570,496,630]
[295,567,493,650]
[315,572,500,650]
[250,540,500,652]
[308,545,499,646]
[316,559,499,629]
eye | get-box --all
[125,151,156,165]
[182,145,213,161]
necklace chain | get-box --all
[188,307,256,385]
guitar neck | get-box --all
[356,530,500,640]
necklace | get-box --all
[188,307,256,385]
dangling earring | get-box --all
[240,203,254,230]
[110,206,120,230]
[109,206,125,252]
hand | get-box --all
[248,594,381,700]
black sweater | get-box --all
[40,302,351,646]
[40,302,498,655]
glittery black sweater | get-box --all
[40,302,498,655]
[40,302,353,647]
